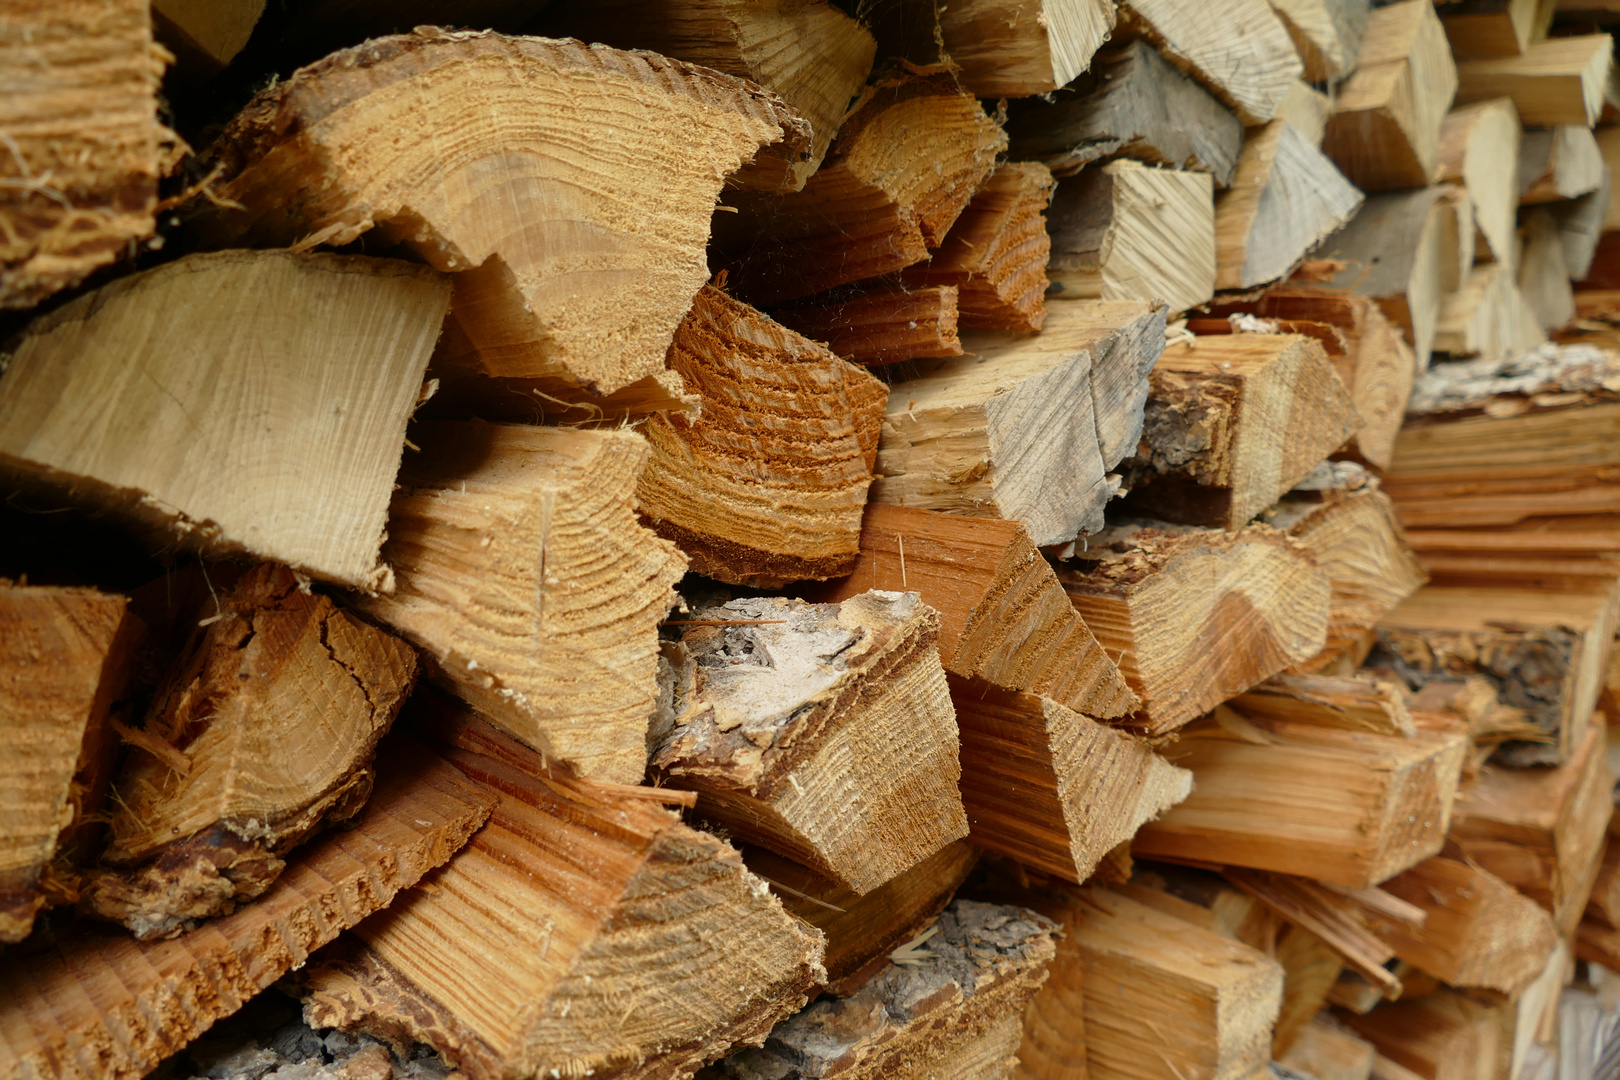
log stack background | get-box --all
[11,1,1620,1078]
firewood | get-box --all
[0,740,496,1080]
[1435,0,1545,59]
[544,0,877,190]
[717,63,1006,306]
[706,900,1058,1080]
[1520,207,1579,332]
[1321,1,1458,193]
[1366,856,1558,996]
[81,564,418,940]
[1057,522,1332,734]
[810,504,1140,720]
[897,162,1056,333]
[302,712,826,1080]
[1004,40,1244,186]
[1447,724,1614,936]
[151,0,263,82]
[1585,840,1620,926]
[650,592,966,894]
[1269,0,1371,84]
[1375,582,1620,766]
[635,285,881,588]
[0,0,173,309]
[1455,33,1616,126]
[1116,0,1305,126]
[1520,124,1605,203]
[1216,121,1363,290]
[0,582,139,943]
[0,250,449,592]
[1437,99,1522,265]
[1048,161,1217,312]
[1336,991,1506,1080]
[936,0,1116,98]
[772,285,962,366]
[1279,1017,1377,1080]
[740,840,978,995]
[874,300,1167,546]
[1501,939,1571,1080]
[203,30,805,399]
[951,678,1191,882]
[1229,673,1416,736]
[1261,465,1428,671]
[1135,709,1469,887]
[1434,263,1547,360]
[1436,186,1475,294]
[350,421,683,785]
[1277,80,1333,146]
[1552,166,1611,279]
[1123,332,1360,529]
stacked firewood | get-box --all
[7,1,1620,1079]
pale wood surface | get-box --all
[939,0,1117,97]
[1231,672,1416,736]
[1337,990,1505,1080]
[1437,0,1542,59]
[1437,98,1522,265]
[1436,263,1547,360]
[0,250,449,592]
[1270,0,1370,83]
[1520,124,1605,204]
[772,285,963,366]
[1276,79,1332,145]
[1117,0,1304,125]
[1553,165,1610,280]
[1279,1017,1377,1080]
[1521,207,1578,333]
[1455,33,1615,126]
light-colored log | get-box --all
[1116,0,1305,125]
[1337,990,1506,1080]
[1280,1017,1377,1080]
[1269,0,1371,83]
[939,0,1117,98]
[1455,33,1616,126]
[772,285,962,366]
[1434,263,1547,360]
[1520,124,1605,203]
[1435,0,1544,59]
[1437,98,1522,265]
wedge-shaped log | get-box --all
[1437,99,1522,264]
[812,504,1139,720]
[1116,0,1304,125]
[354,421,684,785]
[1279,1017,1377,1080]
[898,162,1056,332]
[1270,0,1371,83]
[0,251,448,591]
[938,0,1115,97]
[1369,856,1558,996]
[1519,207,1576,332]
[1230,673,1416,736]
[0,582,137,943]
[637,285,881,587]
[951,678,1191,882]
[1337,990,1506,1080]
[1520,124,1604,204]
[1554,167,1611,280]
[82,565,418,940]
[1124,333,1360,529]
[204,30,803,397]
[545,0,875,190]
[1135,711,1469,887]
[718,63,1005,306]
[1455,34,1615,126]
[303,715,826,1080]
[0,0,172,308]
[0,741,495,1080]
[1004,40,1244,186]
[1437,0,1545,59]
[1435,264,1546,361]
[1321,1,1457,192]
[1277,79,1333,145]
[875,300,1166,546]
[1586,840,1620,927]
[709,900,1058,1080]
[771,285,962,366]
[1057,522,1331,734]
[1447,724,1614,936]
[652,593,966,894]
[1050,160,1217,312]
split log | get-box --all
[1279,1018,1377,1080]
[82,564,419,940]
[1553,166,1611,279]
[1437,98,1522,265]
[0,740,496,1080]
[0,250,449,592]
[1447,724,1614,936]
[0,582,138,943]
[1269,0,1371,83]
[950,678,1192,882]
[1435,264,1546,360]
[1056,522,1332,734]
[1520,207,1578,332]
[1048,160,1217,312]
[151,0,264,83]
[0,0,173,308]
[1367,856,1558,996]
[1003,39,1244,186]
[1116,0,1305,125]
[716,63,1006,306]
[545,0,877,190]
[937,0,1116,97]
[1216,120,1363,290]
[810,504,1140,720]
[1585,840,1620,926]
[1454,33,1616,126]
[1122,332,1361,529]
[1321,0,1458,193]
[1435,0,1545,59]
[636,285,881,587]
[650,593,967,894]
[1336,991,1506,1080]
[1134,709,1469,887]
[897,162,1056,332]
[1277,80,1333,146]
[1436,186,1475,293]
[707,900,1058,1080]
[1229,673,1415,736]
[873,299,1167,546]
[771,285,962,366]
[204,30,805,398]
[1374,582,1620,766]
[1520,124,1605,203]
[302,713,827,1080]
[1259,466,1428,671]
[353,420,684,785]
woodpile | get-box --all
[10,3,1620,1080]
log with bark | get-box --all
[1269,0,1371,84]
[1115,0,1305,125]
[1437,98,1522,265]
[1454,33,1616,126]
